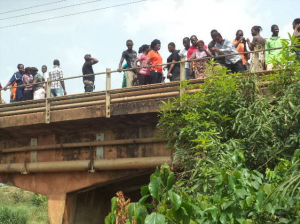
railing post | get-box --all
[45,78,51,124]
[106,68,111,118]
[180,58,186,105]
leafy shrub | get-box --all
[0,206,28,224]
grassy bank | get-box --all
[0,185,49,224]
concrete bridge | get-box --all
[0,69,205,224]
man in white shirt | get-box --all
[179,37,191,80]
[211,32,245,73]
[48,60,67,97]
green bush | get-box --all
[0,206,28,224]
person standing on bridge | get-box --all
[246,26,266,72]
[147,39,163,84]
[134,45,151,85]
[208,30,226,66]
[118,40,138,87]
[233,30,250,70]
[22,67,34,101]
[265,25,283,70]
[3,64,25,102]
[48,60,67,97]
[42,65,49,82]
[32,67,46,100]
[167,42,181,81]
[211,32,245,73]
[82,54,98,92]
[179,37,191,80]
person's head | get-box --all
[31,67,38,75]
[212,32,223,43]
[17,64,24,74]
[197,40,205,51]
[168,42,176,53]
[182,37,190,49]
[235,30,244,40]
[25,67,31,75]
[210,29,218,39]
[271,25,279,36]
[126,40,133,51]
[42,65,47,73]
[251,26,263,36]
[151,39,161,51]
[293,18,300,30]
[190,35,198,47]
[84,54,91,61]
[53,59,60,66]
[138,44,150,54]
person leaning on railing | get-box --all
[3,64,25,102]
[233,30,250,70]
[32,67,45,100]
[146,39,164,84]
[22,67,34,101]
[210,32,245,73]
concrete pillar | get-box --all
[47,194,67,224]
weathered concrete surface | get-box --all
[0,99,171,224]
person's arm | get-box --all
[118,52,125,72]
[59,70,67,95]
[233,39,242,48]
[91,58,98,65]
[167,60,176,78]
[247,37,255,51]
[3,74,16,90]
[294,24,300,37]
[204,48,212,57]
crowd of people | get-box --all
[1,18,300,103]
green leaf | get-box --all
[168,191,182,211]
[235,188,248,199]
[167,172,175,190]
[246,196,254,207]
[221,201,234,210]
[149,176,162,201]
[263,184,273,195]
[220,212,227,224]
[145,213,166,224]
[181,202,193,217]
[141,186,149,197]
[139,195,150,205]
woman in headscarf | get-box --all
[189,40,212,79]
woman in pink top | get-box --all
[190,40,212,79]
[134,44,151,85]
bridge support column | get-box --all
[47,194,67,224]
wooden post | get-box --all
[45,78,51,124]
[179,58,186,105]
[106,68,111,118]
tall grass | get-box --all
[0,206,27,224]
[0,185,49,224]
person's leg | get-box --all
[225,64,233,73]
[51,89,57,97]
[157,72,162,83]
[145,75,151,85]
[138,73,145,85]
[234,60,246,73]
[16,88,23,102]
[150,71,158,84]
[185,68,190,80]
[126,71,134,87]
[55,88,64,97]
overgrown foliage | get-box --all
[106,36,300,223]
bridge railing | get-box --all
[0,45,297,122]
